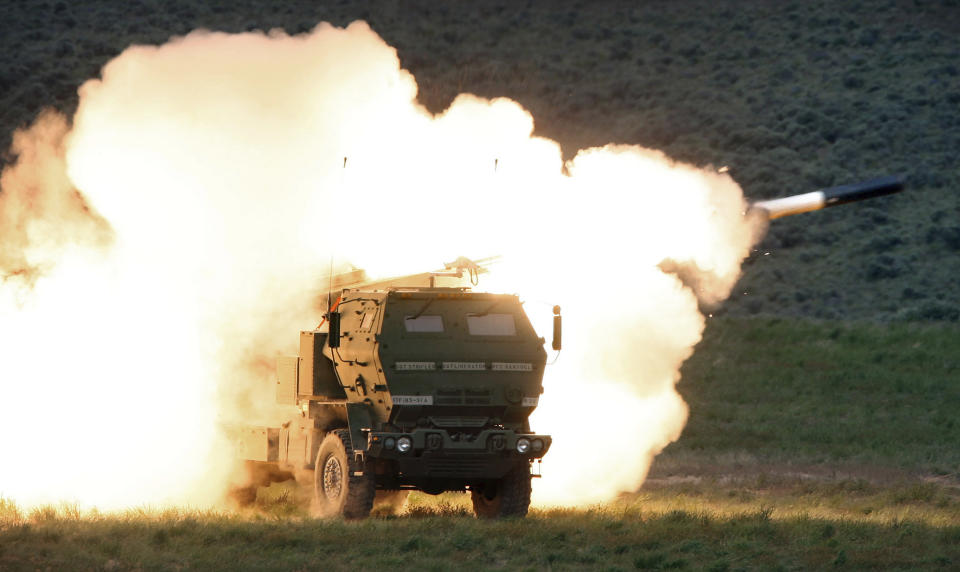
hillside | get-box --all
[2,0,958,322]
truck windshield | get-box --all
[466,313,516,336]
[404,315,444,332]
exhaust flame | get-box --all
[0,22,762,510]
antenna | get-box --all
[319,156,348,329]
[328,156,348,318]
[326,255,334,320]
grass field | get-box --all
[1,503,957,571]
[2,317,957,570]
[667,317,960,474]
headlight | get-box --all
[532,439,544,453]
[516,438,531,454]
[384,437,396,450]
[397,436,413,453]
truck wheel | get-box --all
[471,463,531,519]
[313,429,375,519]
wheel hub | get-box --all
[322,456,343,500]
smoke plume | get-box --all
[0,111,112,288]
[0,22,762,509]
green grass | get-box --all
[633,477,959,529]
[2,500,958,571]
[662,316,960,475]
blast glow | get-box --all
[0,22,761,509]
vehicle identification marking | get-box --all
[442,361,487,371]
[395,361,436,371]
[492,362,533,372]
[522,397,539,407]
[392,395,434,405]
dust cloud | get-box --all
[0,22,763,509]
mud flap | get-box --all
[346,402,373,453]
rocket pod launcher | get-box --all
[232,257,556,519]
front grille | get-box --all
[436,389,463,405]
[424,457,489,478]
[433,388,491,406]
[429,416,488,428]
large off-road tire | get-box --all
[471,463,532,519]
[313,429,375,519]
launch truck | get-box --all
[232,259,557,519]
[232,175,903,519]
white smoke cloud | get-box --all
[0,21,761,509]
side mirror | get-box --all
[551,305,562,351]
[328,311,341,348]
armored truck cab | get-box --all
[235,281,553,519]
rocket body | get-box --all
[752,175,904,219]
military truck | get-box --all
[232,258,558,519]
[232,175,903,519]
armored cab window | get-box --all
[404,315,444,333]
[467,313,516,336]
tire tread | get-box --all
[471,463,531,518]
[333,428,375,519]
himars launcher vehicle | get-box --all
[233,257,559,519]
[231,176,903,519]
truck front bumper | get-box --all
[365,428,551,480]
[366,428,551,460]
